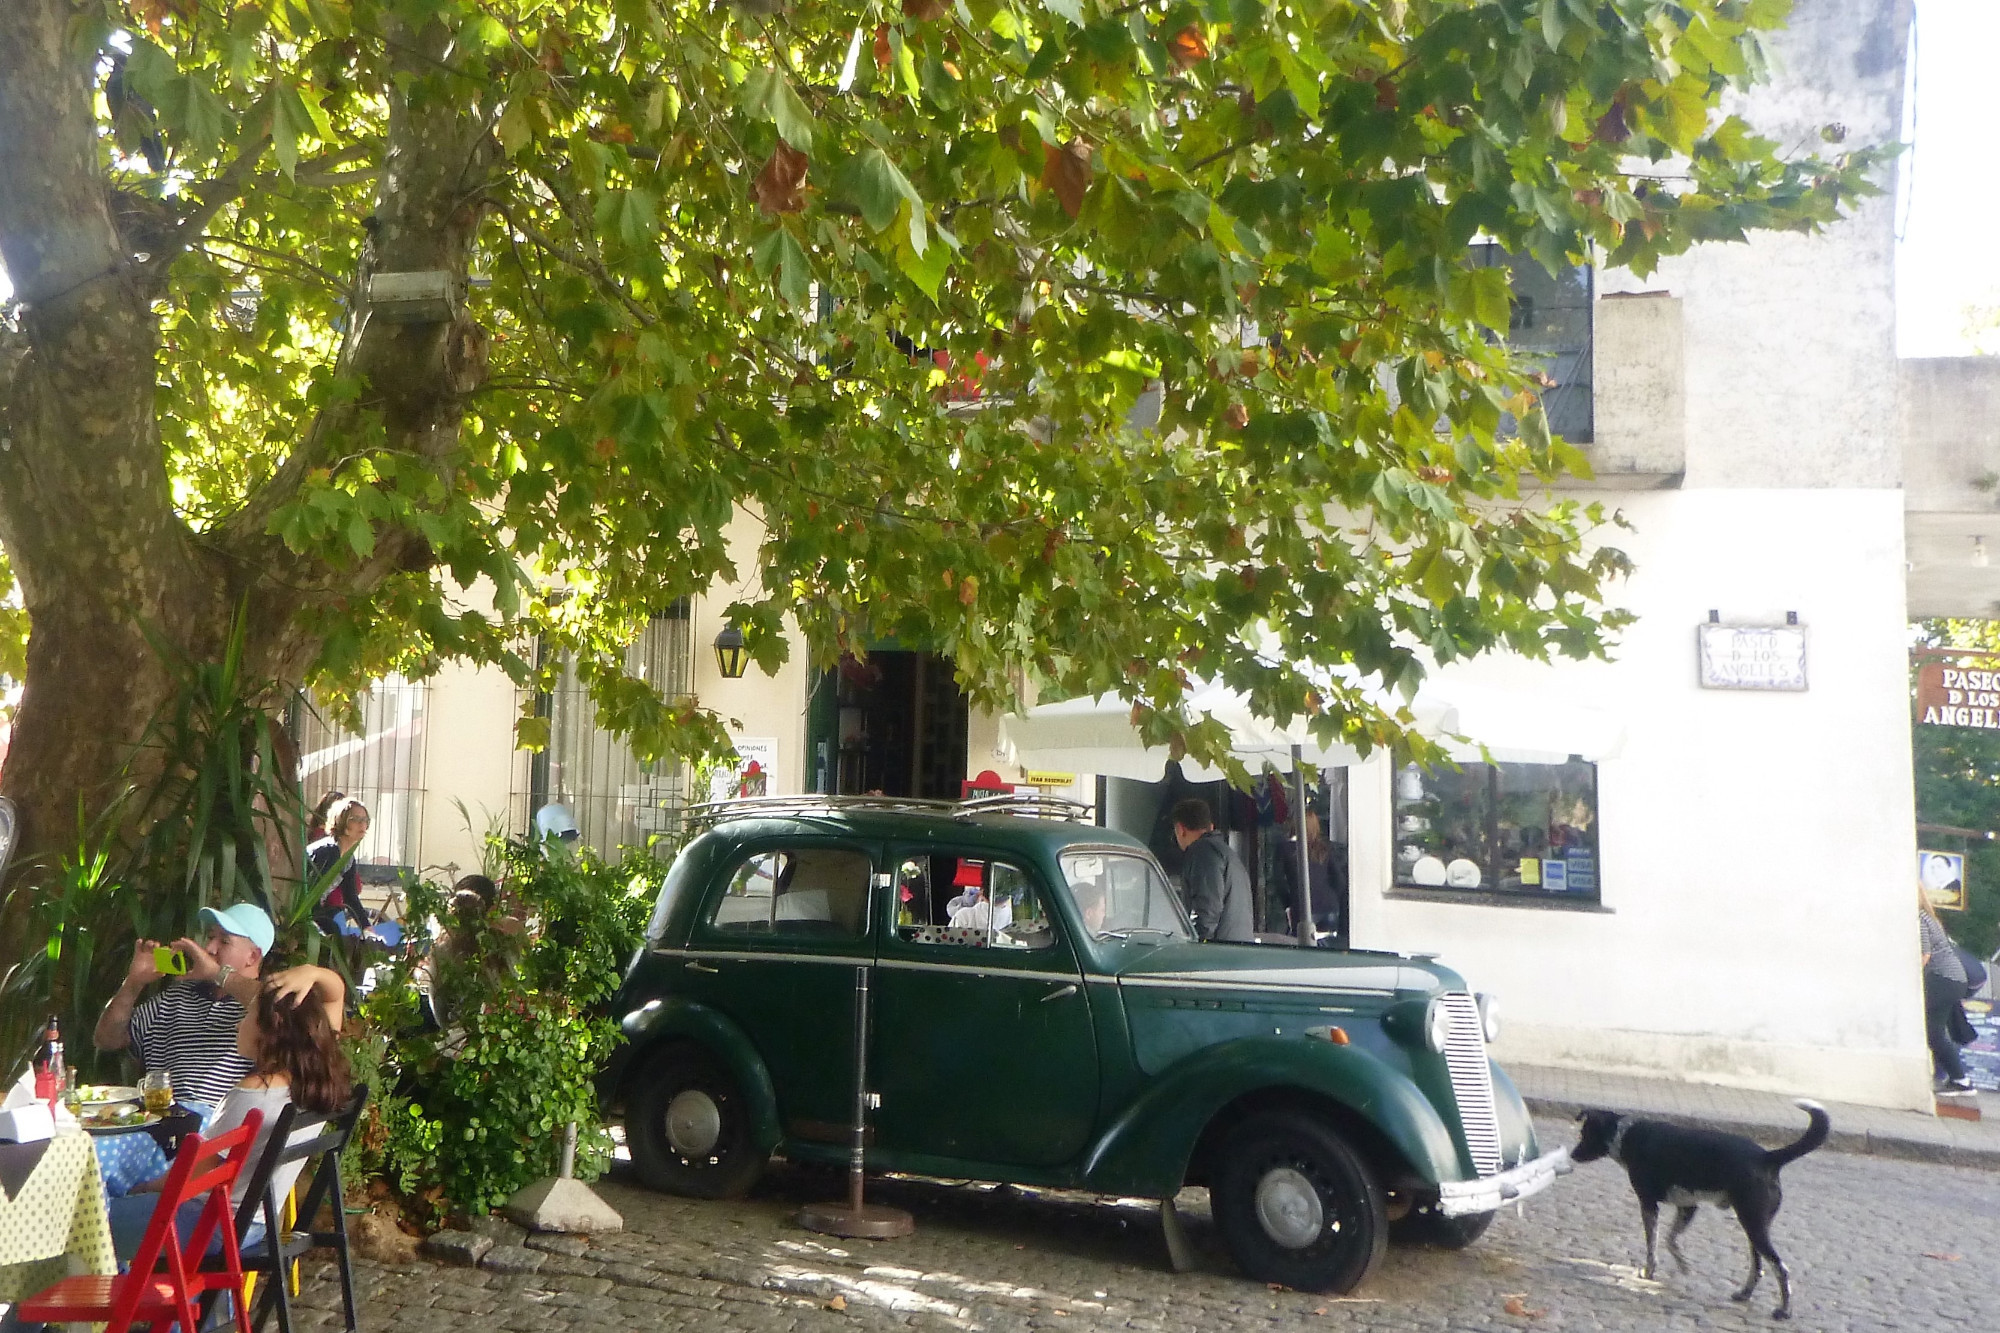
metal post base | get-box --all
[796,1200,915,1239]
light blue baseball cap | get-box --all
[199,902,275,954]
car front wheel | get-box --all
[1211,1111,1388,1294]
[627,1045,765,1199]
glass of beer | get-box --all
[140,1070,173,1114]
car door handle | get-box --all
[684,960,720,974]
[1040,984,1078,1003]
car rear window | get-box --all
[706,847,871,940]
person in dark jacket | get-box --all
[1171,798,1255,942]
[306,796,372,937]
[1279,809,1344,943]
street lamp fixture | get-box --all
[713,625,749,679]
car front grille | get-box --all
[1439,991,1502,1177]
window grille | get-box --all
[294,676,430,871]
[526,606,695,857]
[1471,242,1594,443]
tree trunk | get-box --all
[0,5,494,980]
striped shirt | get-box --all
[1920,911,1967,985]
[128,980,254,1107]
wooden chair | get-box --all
[202,1084,370,1333]
[20,1112,264,1333]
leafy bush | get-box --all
[362,838,664,1222]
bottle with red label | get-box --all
[33,1016,64,1110]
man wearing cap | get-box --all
[92,903,281,1194]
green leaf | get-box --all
[1540,0,1566,49]
[595,188,658,250]
[843,148,927,253]
[345,509,374,559]
[1043,0,1085,27]
[752,228,813,305]
[742,67,816,153]
[269,84,318,179]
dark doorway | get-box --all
[808,652,969,799]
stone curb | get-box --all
[1523,1093,2000,1173]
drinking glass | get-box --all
[140,1070,173,1114]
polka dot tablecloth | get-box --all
[0,1131,116,1302]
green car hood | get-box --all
[1104,941,1466,997]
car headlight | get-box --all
[1425,997,1451,1054]
[1475,992,1500,1044]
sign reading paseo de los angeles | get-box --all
[1916,659,2000,729]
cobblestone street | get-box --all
[287,1119,2000,1333]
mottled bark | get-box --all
[0,5,495,975]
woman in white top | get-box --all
[108,964,350,1261]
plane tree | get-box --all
[0,0,1884,970]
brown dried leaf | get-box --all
[873,24,892,70]
[751,140,809,216]
[1041,138,1093,219]
[903,0,948,18]
[826,1294,847,1310]
[1168,26,1210,70]
[1502,1295,1545,1319]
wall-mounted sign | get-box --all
[1021,770,1078,788]
[1920,849,1967,912]
[708,737,779,803]
[1697,624,1807,691]
[1915,660,2000,729]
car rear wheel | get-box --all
[1210,1111,1387,1294]
[1390,1204,1494,1249]
[627,1046,764,1199]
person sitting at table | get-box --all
[306,797,373,937]
[91,904,312,1197]
[105,965,349,1263]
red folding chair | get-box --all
[21,1111,264,1333]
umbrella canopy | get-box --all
[999,677,1623,781]
[998,680,1454,783]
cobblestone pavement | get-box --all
[289,1119,1998,1333]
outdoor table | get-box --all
[0,1131,116,1305]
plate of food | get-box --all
[73,1083,141,1107]
[79,1102,159,1132]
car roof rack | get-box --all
[686,791,1094,829]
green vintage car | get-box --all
[601,795,1567,1293]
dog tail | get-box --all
[1763,1098,1830,1168]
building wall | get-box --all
[1350,488,1930,1110]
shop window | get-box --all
[1471,242,1593,443]
[1393,759,1600,901]
[294,676,428,872]
[707,848,871,939]
[526,605,694,856]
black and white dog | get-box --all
[1571,1100,1829,1321]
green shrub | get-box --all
[362,837,667,1222]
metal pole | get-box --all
[847,965,870,1213]
[1292,745,1313,948]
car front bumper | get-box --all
[1436,1146,1572,1217]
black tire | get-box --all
[626,1045,765,1199]
[1390,1204,1494,1249]
[1210,1111,1388,1294]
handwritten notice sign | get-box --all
[1916,660,2000,729]
[1697,624,1807,692]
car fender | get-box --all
[614,995,784,1153]
[1079,1036,1464,1198]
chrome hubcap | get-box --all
[665,1089,723,1156]
[1254,1166,1326,1249]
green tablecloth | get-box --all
[0,1131,116,1302]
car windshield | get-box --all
[1059,851,1192,942]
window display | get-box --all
[1393,759,1600,901]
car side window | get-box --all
[707,847,870,940]
[894,853,1055,951]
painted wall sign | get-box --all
[1920,849,1968,912]
[1696,624,1808,691]
[1915,659,2000,729]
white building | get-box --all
[315,0,1988,1112]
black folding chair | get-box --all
[201,1084,370,1333]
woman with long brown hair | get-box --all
[107,964,350,1260]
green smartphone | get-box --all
[153,945,188,976]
